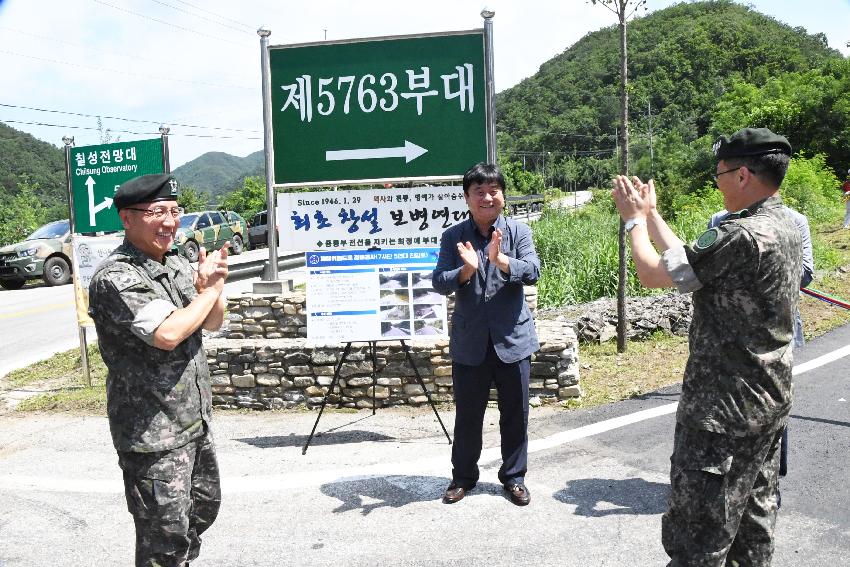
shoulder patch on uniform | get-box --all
[693,227,721,251]
[110,269,143,292]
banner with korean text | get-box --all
[278,187,469,251]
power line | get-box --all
[92,0,252,48]
[0,27,254,85]
[500,126,617,141]
[146,0,255,35]
[0,26,164,65]
[0,50,254,91]
[2,119,261,140]
[172,0,255,31]
[503,148,615,158]
[0,103,261,134]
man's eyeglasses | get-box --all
[711,167,742,180]
[124,206,182,220]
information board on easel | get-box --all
[305,247,448,343]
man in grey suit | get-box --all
[432,162,540,506]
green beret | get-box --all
[712,128,791,160]
[114,174,178,210]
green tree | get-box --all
[498,159,545,195]
[0,177,47,246]
[710,62,850,175]
[780,153,842,224]
[96,117,120,144]
[219,176,267,219]
[177,185,211,213]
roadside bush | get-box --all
[780,153,842,224]
[534,155,844,309]
[533,196,644,307]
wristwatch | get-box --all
[625,217,646,232]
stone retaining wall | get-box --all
[208,287,580,409]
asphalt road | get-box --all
[0,283,83,379]
[0,320,848,566]
[0,248,304,379]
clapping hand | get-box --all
[195,243,229,293]
[488,228,510,274]
[611,175,653,221]
[456,241,478,271]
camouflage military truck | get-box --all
[0,219,73,290]
[174,210,248,263]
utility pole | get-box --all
[542,144,546,188]
[648,98,654,178]
[591,0,648,353]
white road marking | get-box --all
[1,342,846,494]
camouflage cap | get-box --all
[712,128,791,160]
[114,174,178,210]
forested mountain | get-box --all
[0,123,66,216]
[172,150,264,201]
[496,0,849,194]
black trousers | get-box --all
[451,341,530,488]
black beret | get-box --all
[712,128,791,160]
[114,174,178,210]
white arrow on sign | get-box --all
[85,176,114,225]
[325,140,428,164]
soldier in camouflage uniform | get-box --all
[88,174,229,567]
[611,128,801,566]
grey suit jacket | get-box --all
[432,215,540,366]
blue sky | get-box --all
[1,0,848,168]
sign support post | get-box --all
[259,27,281,284]
[63,135,92,387]
[482,9,497,163]
[159,126,171,173]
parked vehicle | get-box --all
[174,210,248,263]
[0,219,73,289]
[248,209,278,248]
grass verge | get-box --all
[4,343,107,413]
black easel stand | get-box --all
[302,339,452,454]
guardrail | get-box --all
[228,252,305,282]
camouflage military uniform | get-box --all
[89,239,220,567]
[659,196,801,566]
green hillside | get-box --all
[496,0,849,193]
[172,150,264,202]
[0,123,67,214]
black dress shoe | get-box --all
[443,482,474,504]
[504,483,531,506]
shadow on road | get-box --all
[235,429,395,448]
[320,476,506,515]
[553,477,669,516]
[790,414,850,428]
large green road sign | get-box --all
[70,138,165,233]
[270,31,488,186]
